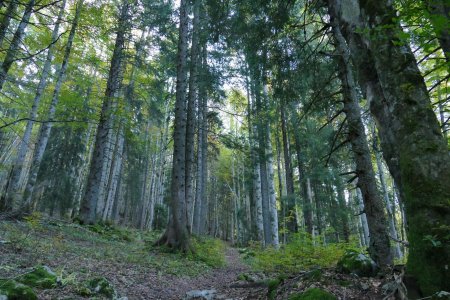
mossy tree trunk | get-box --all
[329,0,450,294]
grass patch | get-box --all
[190,236,226,268]
[245,232,359,274]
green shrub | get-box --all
[248,232,358,274]
[190,236,226,267]
[0,279,37,300]
[289,288,337,300]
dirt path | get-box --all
[1,222,267,300]
[134,247,266,299]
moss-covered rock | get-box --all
[87,277,115,298]
[336,250,378,277]
[17,266,57,288]
[288,288,337,300]
[0,279,37,300]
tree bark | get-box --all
[372,124,403,259]
[185,0,201,233]
[80,0,130,224]
[331,18,392,267]
[331,0,450,293]
[280,97,297,236]
[156,0,191,251]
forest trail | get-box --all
[0,220,267,300]
[0,220,406,299]
[180,247,265,300]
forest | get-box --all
[0,0,449,299]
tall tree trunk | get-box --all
[1,0,66,212]
[291,117,313,235]
[80,0,130,224]
[193,63,206,234]
[185,0,201,233]
[372,124,403,259]
[21,0,81,211]
[280,97,297,236]
[0,0,35,90]
[333,169,350,243]
[246,75,264,243]
[261,71,279,247]
[331,18,392,267]
[102,126,125,221]
[198,47,209,235]
[331,0,450,293]
[157,0,191,251]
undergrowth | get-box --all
[190,236,226,267]
[244,232,359,274]
[0,219,226,279]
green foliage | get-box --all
[288,288,337,300]
[0,221,223,280]
[86,221,136,242]
[190,236,227,267]
[17,266,57,289]
[23,212,43,231]
[0,279,37,300]
[86,277,115,298]
[266,277,282,299]
[247,232,355,274]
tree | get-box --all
[156,0,191,251]
[329,0,450,294]
[22,0,84,213]
[330,15,392,267]
[80,0,133,224]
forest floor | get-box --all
[0,219,393,299]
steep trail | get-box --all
[151,247,267,300]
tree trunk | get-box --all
[280,97,297,236]
[332,0,450,293]
[331,19,392,267]
[156,0,191,251]
[80,0,130,224]
[2,0,66,212]
[356,188,370,247]
[372,124,403,259]
[21,0,81,213]
[0,0,35,91]
[424,0,450,63]
[193,66,206,234]
[185,0,201,233]
[290,109,313,235]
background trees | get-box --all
[0,0,447,295]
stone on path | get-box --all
[185,289,217,300]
